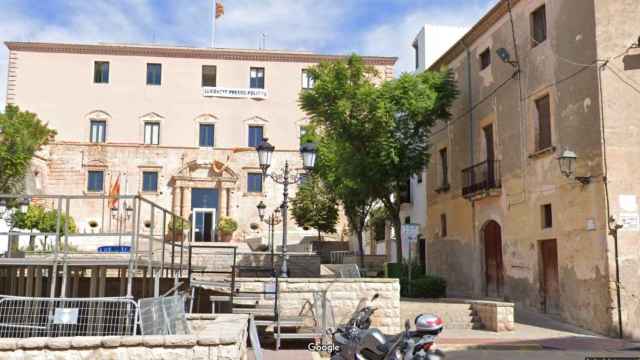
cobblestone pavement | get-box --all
[444,350,640,359]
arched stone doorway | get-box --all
[483,220,503,298]
[170,160,239,241]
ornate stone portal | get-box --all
[170,159,239,221]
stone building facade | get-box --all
[4,41,396,244]
[424,0,640,338]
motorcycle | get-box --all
[329,293,445,360]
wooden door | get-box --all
[540,239,560,314]
[484,221,503,297]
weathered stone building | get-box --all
[424,0,640,338]
[3,41,396,244]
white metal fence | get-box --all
[0,296,138,338]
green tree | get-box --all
[12,204,76,250]
[315,135,375,268]
[0,105,57,193]
[300,55,457,262]
[291,173,339,241]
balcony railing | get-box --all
[462,160,501,197]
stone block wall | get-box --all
[471,301,515,332]
[235,278,401,334]
[0,314,248,360]
[190,248,321,277]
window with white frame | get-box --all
[250,67,265,89]
[144,122,160,145]
[90,120,106,143]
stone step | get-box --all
[232,307,276,316]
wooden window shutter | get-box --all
[536,95,551,150]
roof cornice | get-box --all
[429,0,522,70]
[5,41,397,66]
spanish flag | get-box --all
[215,0,224,19]
[108,174,121,209]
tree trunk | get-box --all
[392,217,402,264]
[318,229,322,242]
[356,230,365,270]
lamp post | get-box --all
[111,201,134,246]
[255,138,317,277]
[257,200,282,275]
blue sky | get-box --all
[0,0,498,107]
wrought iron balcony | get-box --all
[462,160,501,197]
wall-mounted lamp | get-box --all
[496,47,519,68]
[558,149,592,185]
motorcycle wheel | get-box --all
[427,349,445,360]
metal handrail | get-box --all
[462,160,501,196]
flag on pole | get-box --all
[109,174,121,209]
[215,0,224,19]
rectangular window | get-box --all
[199,124,215,147]
[202,65,217,87]
[144,122,160,145]
[531,5,547,46]
[87,171,104,192]
[250,67,265,89]
[400,178,412,203]
[413,42,419,70]
[535,95,552,151]
[146,63,162,85]
[301,69,314,89]
[247,173,263,193]
[542,204,553,229]
[90,120,106,143]
[439,148,449,188]
[248,125,264,147]
[94,61,109,83]
[142,171,159,192]
[480,48,491,70]
[440,213,447,237]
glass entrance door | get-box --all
[192,208,217,242]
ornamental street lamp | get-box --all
[558,149,591,185]
[256,138,317,277]
[256,201,282,276]
[257,200,267,221]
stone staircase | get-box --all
[401,301,484,330]
[213,294,323,349]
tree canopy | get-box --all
[0,105,57,193]
[290,173,339,240]
[299,55,457,261]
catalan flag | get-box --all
[215,0,224,19]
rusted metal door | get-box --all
[484,221,503,298]
[540,239,560,314]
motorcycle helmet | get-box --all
[415,314,444,335]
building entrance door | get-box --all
[484,220,503,298]
[192,208,216,242]
[191,188,219,242]
[540,239,560,314]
